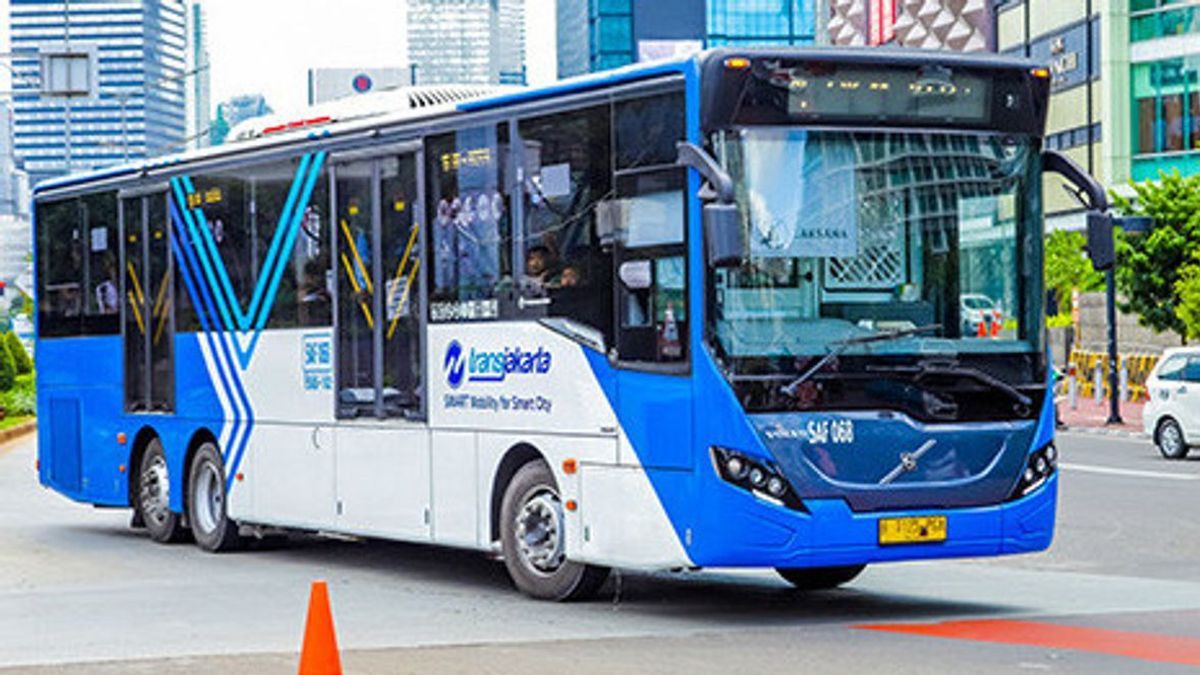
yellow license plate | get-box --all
[878,515,947,545]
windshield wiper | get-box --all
[781,324,942,399]
[866,360,1034,411]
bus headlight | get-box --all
[710,447,805,511]
[1009,443,1057,500]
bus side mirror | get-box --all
[1042,149,1113,271]
[704,202,743,268]
[1085,211,1115,272]
[677,142,744,268]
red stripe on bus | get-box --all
[856,619,1200,668]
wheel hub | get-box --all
[193,462,223,535]
[514,490,565,574]
[139,456,170,527]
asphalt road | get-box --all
[2,430,1200,674]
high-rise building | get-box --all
[408,0,526,85]
[8,0,189,184]
[829,0,991,50]
[556,0,816,79]
[187,2,213,150]
[0,101,32,297]
[210,94,273,146]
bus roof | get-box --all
[33,46,1044,199]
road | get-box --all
[2,431,1200,673]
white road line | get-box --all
[1060,462,1200,481]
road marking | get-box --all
[856,619,1200,668]
[1060,462,1200,481]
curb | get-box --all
[1059,425,1147,440]
[0,420,37,446]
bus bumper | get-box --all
[693,471,1056,569]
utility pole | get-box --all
[64,0,72,174]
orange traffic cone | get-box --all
[976,321,987,338]
[298,580,343,675]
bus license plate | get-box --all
[878,516,947,545]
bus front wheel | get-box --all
[187,443,243,552]
[776,564,866,590]
[500,460,609,601]
[137,438,187,543]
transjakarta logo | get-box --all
[443,340,552,389]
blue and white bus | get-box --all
[33,49,1110,600]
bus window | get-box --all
[518,105,615,343]
[611,170,688,365]
[36,199,83,338]
[614,90,686,171]
[425,124,512,322]
[80,192,120,336]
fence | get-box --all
[1065,349,1159,402]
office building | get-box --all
[407,0,526,85]
[9,0,189,183]
[0,101,32,295]
[210,94,272,146]
[557,0,817,79]
[187,2,213,150]
[308,68,412,105]
[830,0,992,50]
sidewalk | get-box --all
[1057,397,1146,437]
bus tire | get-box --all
[187,443,242,552]
[137,438,187,544]
[1156,418,1190,460]
[500,460,609,601]
[776,564,866,590]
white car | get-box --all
[1143,347,1200,459]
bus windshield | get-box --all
[710,127,1042,367]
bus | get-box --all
[33,48,1112,601]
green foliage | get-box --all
[0,335,13,392]
[1111,170,1200,342]
[1177,254,1200,342]
[1044,229,1104,322]
[0,374,35,416]
[3,332,31,375]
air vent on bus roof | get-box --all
[227,84,516,143]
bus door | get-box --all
[120,190,174,413]
[331,147,431,538]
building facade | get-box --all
[9,0,189,184]
[996,0,1128,229]
[308,68,412,105]
[407,0,526,86]
[556,0,817,79]
[0,100,33,301]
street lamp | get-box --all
[1102,215,1153,425]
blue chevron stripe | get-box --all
[254,151,326,331]
[180,175,245,328]
[170,178,238,331]
[244,153,314,326]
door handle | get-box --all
[311,426,322,450]
[518,296,552,310]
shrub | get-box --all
[3,332,31,375]
[1,375,35,416]
[0,336,14,392]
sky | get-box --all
[205,0,558,116]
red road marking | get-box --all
[856,619,1200,668]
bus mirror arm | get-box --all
[676,142,735,203]
[1042,150,1114,272]
[677,142,744,268]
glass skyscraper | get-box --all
[9,0,189,183]
[408,0,526,86]
[556,0,816,79]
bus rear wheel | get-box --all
[776,564,866,590]
[137,438,187,543]
[500,460,609,601]
[187,443,242,552]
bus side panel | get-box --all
[37,336,128,507]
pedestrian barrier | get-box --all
[299,580,343,675]
[1066,349,1159,402]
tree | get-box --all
[1044,229,1104,317]
[1177,254,1200,342]
[1111,170,1200,342]
[0,334,14,392]
[3,332,31,375]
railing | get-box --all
[1065,349,1160,402]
